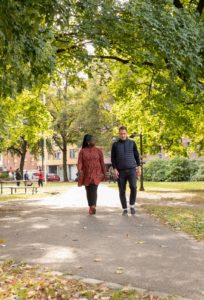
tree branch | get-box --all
[197,0,204,15]
[173,0,183,9]
[7,146,23,156]
[89,54,154,67]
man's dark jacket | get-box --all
[111,139,140,170]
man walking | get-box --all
[111,126,141,215]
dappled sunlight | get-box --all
[1,185,204,299]
[31,224,49,229]
[24,184,120,209]
[29,245,76,264]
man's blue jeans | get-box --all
[117,168,137,209]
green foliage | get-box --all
[144,157,199,181]
[0,90,52,173]
[74,79,115,150]
[191,163,204,181]
[144,159,167,182]
[165,157,198,181]
[0,171,9,180]
[0,0,57,97]
[144,205,204,241]
[0,0,203,162]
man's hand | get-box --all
[136,166,141,177]
[114,169,119,178]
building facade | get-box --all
[39,146,79,181]
[1,151,37,173]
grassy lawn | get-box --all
[105,182,204,205]
[143,205,204,242]
[0,260,176,300]
[143,181,204,191]
[105,181,204,191]
[0,182,76,202]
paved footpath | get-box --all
[0,184,204,300]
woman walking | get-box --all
[77,134,106,215]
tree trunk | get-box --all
[62,139,69,182]
[20,140,27,177]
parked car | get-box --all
[46,173,60,182]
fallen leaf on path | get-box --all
[115,270,123,274]
[160,245,168,248]
[117,267,124,270]
[115,267,124,274]
[0,239,6,244]
[135,240,145,244]
[94,258,102,262]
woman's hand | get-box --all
[101,173,106,181]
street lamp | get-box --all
[43,94,47,184]
[139,133,144,191]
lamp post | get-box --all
[139,133,144,191]
[43,94,47,184]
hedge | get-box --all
[143,157,203,182]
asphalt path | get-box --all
[0,184,204,299]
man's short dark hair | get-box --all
[119,126,127,131]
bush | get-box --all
[165,157,198,182]
[191,164,204,181]
[143,159,167,182]
[0,171,9,180]
[143,157,199,182]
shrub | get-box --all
[0,172,9,180]
[143,157,199,182]
[165,157,198,182]
[143,159,167,181]
[191,164,204,181]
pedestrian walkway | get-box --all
[0,184,204,300]
[28,184,121,208]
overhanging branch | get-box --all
[173,0,183,9]
[197,0,204,15]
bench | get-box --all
[1,185,38,195]
[0,180,38,195]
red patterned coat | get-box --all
[77,147,106,186]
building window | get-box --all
[70,149,77,159]
[54,151,62,160]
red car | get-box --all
[46,173,60,182]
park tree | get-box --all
[1,0,203,98]
[73,79,115,151]
[45,70,115,181]
[109,60,204,157]
[0,0,203,160]
[0,0,59,97]
[0,90,51,175]
[45,69,81,182]
[53,0,204,156]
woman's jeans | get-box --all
[85,184,98,207]
[117,168,137,209]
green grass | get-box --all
[143,181,204,191]
[0,182,75,201]
[105,181,204,191]
[112,289,141,300]
[143,205,204,241]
